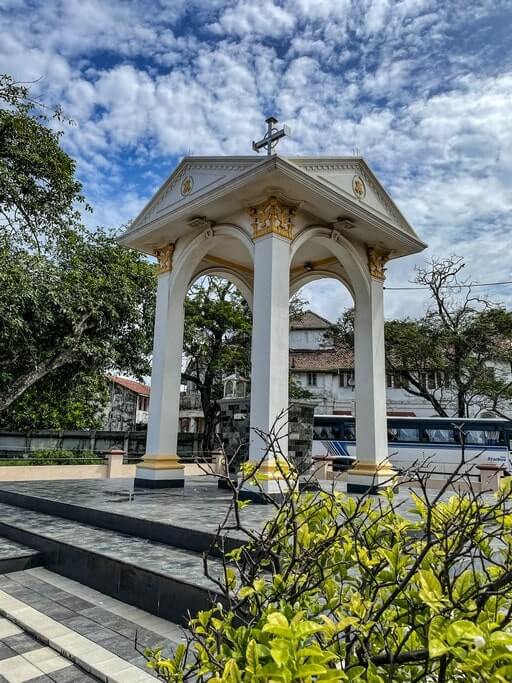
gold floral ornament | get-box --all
[367,246,390,280]
[352,174,366,200]
[153,243,175,275]
[248,196,297,240]
[181,175,194,196]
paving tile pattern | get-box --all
[0,568,186,679]
[0,616,96,682]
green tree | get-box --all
[0,229,156,416]
[0,371,109,430]
[182,276,252,452]
[182,281,309,452]
[329,257,512,418]
[0,75,156,421]
[0,74,86,250]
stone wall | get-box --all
[218,398,316,473]
[103,384,138,431]
[0,430,205,462]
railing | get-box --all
[179,393,203,410]
[0,448,107,466]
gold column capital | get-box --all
[153,243,175,275]
[248,196,297,240]
[367,246,391,281]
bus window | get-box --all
[463,429,503,446]
[424,428,458,444]
[344,422,356,441]
[388,427,420,443]
[313,422,343,440]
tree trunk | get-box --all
[0,349,75,413]
[457,390,466,418]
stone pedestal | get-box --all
[218,398,316,499]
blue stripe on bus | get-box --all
[325,441,506,451]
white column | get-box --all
[348,276,394,493]
[246,232,290,495]
[135,266,185,488]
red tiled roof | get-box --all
[289,346,354,371]
[290,310,332,330]
[108,375,150,396]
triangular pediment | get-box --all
[121,154,425,257]
[130,157,263,231]
[286,158,414,236]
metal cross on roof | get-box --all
[252,116,291,156]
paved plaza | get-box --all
[0,475,493,682]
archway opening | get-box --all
[290,277,355,416]
[179,273,252,459]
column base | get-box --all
[238,488,285,504]
[238,459,295,504]
[346,460,398,495]
[134,455,185,489]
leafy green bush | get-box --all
[0,448,103,465]
[145,451,512,682]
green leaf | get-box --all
[445,620,484,646]
[263,613,291,638]
[294,620,324,639]
[270,638,291,666]
[429,638,451,658]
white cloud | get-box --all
[209,0,296,38]
[1,0,511,318]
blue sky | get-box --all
[1,0,511,319]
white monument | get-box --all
[119,119,426,495]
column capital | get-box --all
[153,243,175,275]
[248,196,297,240]
[367,246,391,281]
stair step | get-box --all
[0,480,245,555]
[0,566,189,680]
[0,503,224,625]
[0,536,42,575]
[0,586,155,682]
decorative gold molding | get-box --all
[367,246,390,280]
[139,454,184,471]
[290,256,338,274]
[153,243,175,275]
[203,254,253,275]
[350,460,396,477]
[248,196,297,240]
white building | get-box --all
[290,310,511,418]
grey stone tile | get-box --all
[0,644,15,661]
[47,666,98,682]
[97,635,139,662]
[2,633,41,654]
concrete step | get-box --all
[0,503,224,625]
[0,480,244,555]
[0,537,42,575]
[0,567,188,681]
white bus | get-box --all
[312,415,512,475]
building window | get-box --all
[138,396,149,411]
[419,371,445,390]
[339,371,354,388]
[387,372,409,389]
[307,372,317,386]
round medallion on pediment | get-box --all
[181,175,194,196]
[352,174,366,200]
